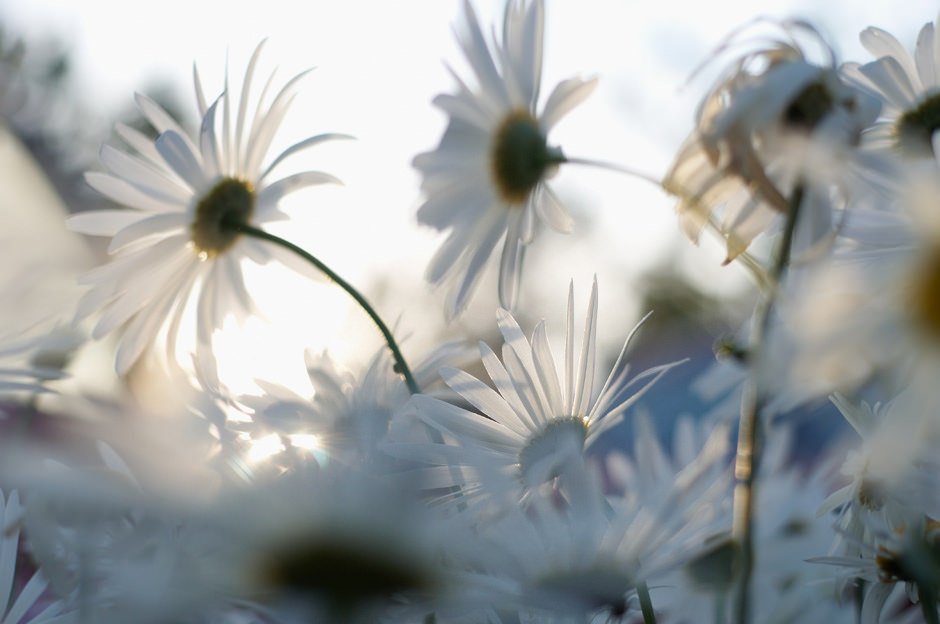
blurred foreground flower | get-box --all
[842,13,940,158]
[414,0,597,318]
[69,41,348,375]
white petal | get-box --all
[497,216,525,310]
[135,92,201,157]
[916,22,939,92]
[0,490,19,614]
[412,394,519,451]
[256,171,343,216]
[84,172,183,213]
[440,366,528,436]
[99,144,191,205]
[858,56,917,110]
[571,279,598,418]
[235,41,268,168]
[860,26,924,93]
[535,185,573,233]
[155,130,208,192]
[67,209,146,236]
[244,70,312,177]
[107,211,189,254]
[6,571,48,624]
[540,76,598,131]
[260,133,355,183]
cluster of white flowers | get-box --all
[6,3,940,624]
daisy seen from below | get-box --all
[397,279,682,512]
[414,0,597,319]
[841,13,940,158]
[68,41,348,374]
[664,20,879,264]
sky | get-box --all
[0,0,937,395]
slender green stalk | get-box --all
[228,221,420,395]
[636,580,658,624]
[731,186,804,624]
[921,585,939,624]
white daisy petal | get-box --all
[83,172,182,214]
[256,171,343,215]
[860,26,924,93]
[260,133,355,183]
[99,144,190,204]
[534,184,573,233]
[67,209,147,237]
[155,130,208,192]
[915,22,938,91]
[540,76,598,131]
[106,212,190,254]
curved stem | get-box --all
[636,580,658,624]
[562,155,664,188]
[229,221,420,395]
[731,186,804,624]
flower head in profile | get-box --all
[664,20,879,263]
[69,41,348,374]
[397,279,681,511]
[414,0,597,318]
[842,13,940,158]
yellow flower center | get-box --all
[491,110,561,204]
[191,177,255,257]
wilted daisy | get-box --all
[69,41,348,374]
[664,20,879,263]
[842,13,940,157]
[396,279,681,511]
[414,0,597,318]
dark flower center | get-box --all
[908,247,940,340]
[262,539,432,613]
[191,177,255,257]
[782,81,834,131]
[897,93,940,157]
[518,416,588,487]
[491,110,562,204]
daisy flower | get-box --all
[69,41,348,374]
[233,341,471,470]
[447,424,729,622]
[396,279,681,511]
[414,0,597,318]
[664,20,879,263]
[841,13,940,157]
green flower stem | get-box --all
[561,155,664,187]
[921,585,939,624]
[731,186,804,624]
[228,221,420,395]
[637,580,658,624]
